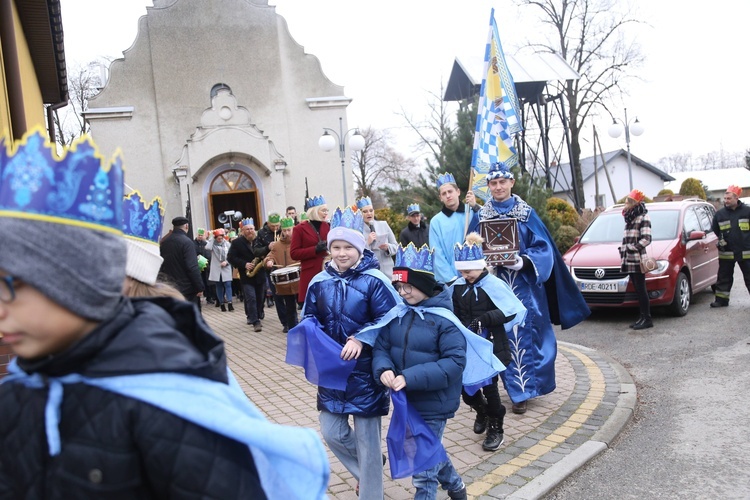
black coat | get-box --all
[399,219,429,248]
[227,235,266,285]
[451,270,513,366]
[159,229,204,296]
[0,298,266,500]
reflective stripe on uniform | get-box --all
[719,251,735,260]
[715,291,730,299]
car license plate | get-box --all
[580,282,618,292]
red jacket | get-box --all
[290,220,330,303]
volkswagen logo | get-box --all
[594,268,606,279]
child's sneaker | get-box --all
[447,483,467,499]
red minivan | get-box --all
[562,199,719,316]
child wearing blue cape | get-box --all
[371,244,469,500]
[302,206,399,499]
[450,233,527,451]
[0,130,327,500]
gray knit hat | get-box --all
[0,130,127,321]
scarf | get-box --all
[623,202,647,225]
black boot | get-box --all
[220,303,226,312]
[227,302,234,312]
[447,484,467,500]
[215,300,221,308]
[472,403,488,434]
[633,316,653,330]
[629,315,644,328]
[483,416,505,451]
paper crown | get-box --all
[627,189,645,203]
[727,185,742,197]
[267,212,281,224]
[453,241,487,270]
[300,212,308,221]
[197,228,205,235]
[307,195,326,208]
[0,128,124,234]
[436,172,456,190]
[213,228,226,237]
[240,217,254,227]
[486,161,514,182]
[407,203,420,215]
[228,230,237,238]
[280,217,294,229]
[395,243,435,274]
[356,196,373,210]
[122,192,164,244]
[329,206,364,232]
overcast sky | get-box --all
[59,0,750,168]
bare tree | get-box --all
[518,0,645,208]
[352,127,416,203]
[48,61,106,148]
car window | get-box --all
[579,210,680,243]
[695,204,715,233]
[683,207,701,236]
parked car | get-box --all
[562,198,719,316]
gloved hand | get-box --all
[315,240,328,253]
[468,319,481,333]
[505,255,524,271]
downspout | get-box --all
[46,98,68,144]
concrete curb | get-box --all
[505,342,636,500]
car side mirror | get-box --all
[688,230,706,241]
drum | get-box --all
[270,265,301,295]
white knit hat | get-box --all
[125,237,164,285]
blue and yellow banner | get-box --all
[471,9,523,200]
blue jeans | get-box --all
[412,419,463,500]
[213,279,232,304]
[319,411,383,500]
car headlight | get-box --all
[647,259,669,275]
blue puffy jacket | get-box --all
[372,289,467,420]
[304,250,398,416]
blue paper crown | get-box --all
[407,203,420,214]
[0,128,124,234]
[454,241,484,262]
[356,196,373,210]
[329,206,364,233]
[307,195,326,208]
[486,161,514,182]
[436,172,456,190]
[240,217,254,227]
[122,192,164,244]
[395,243,434,274]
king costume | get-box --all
[479,194,589,404]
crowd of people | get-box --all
[7,128,746,499]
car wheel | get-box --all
[669,271,691,317]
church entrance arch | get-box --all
[208,169,261,232]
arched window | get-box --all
[210,170,255,193]
[210,83,232,99]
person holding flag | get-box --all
[477,162,589,413]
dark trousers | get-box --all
[269,280,288,326]
[276,294,298,329]
[201,269,215,302]
[630,272,650,318]
[185,293,202,313]
[462,376,506,419]
[715,257,750,302]
[242,281,264,324]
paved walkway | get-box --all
[202,300,635,499]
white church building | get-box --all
[85,0,356,232]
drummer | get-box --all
[263,217,300,333]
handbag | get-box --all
[640,247,657,274]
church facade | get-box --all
[85,0,355,232]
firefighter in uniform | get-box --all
[710,184,750,307]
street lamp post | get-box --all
[607,108,645,192]
[318,117,366,206]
